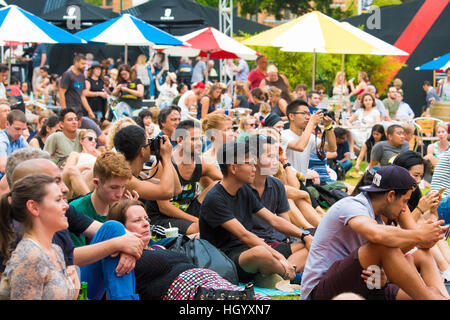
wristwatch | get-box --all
[283,162,291,169]
[299,229,311,243]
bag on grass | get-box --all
[170,235,239,285]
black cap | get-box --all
[359,165,416,193]
[88,61,101,69]
[263,113,283,127]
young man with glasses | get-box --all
[199,140,306,283]
[280,99,337,179]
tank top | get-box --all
[265,74,291,102]
[146,161,203,218]
[76,152,97,168]
[86,77,105,113]
[197,95,216,119]
[136,64,150,86]
[270,101,284,117]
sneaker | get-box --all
[440,268,450,282]
[350,152,357,160]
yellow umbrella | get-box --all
[242,11,401,88]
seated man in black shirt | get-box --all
[248,135,311,273]
[199,140,309,283]
[147,120,223,235]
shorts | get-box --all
[227,242,293,284]
[151,198,201,234]
[310,248,400,300]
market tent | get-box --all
[415,52,450,71]
[124,0,269,36]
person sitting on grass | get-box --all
[199,140,311,284]
[368,124,409,169]
[355,124,386,172]
[301,165,449,300]
[146,120,222,236]
[107,199,268,300]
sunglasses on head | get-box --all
[85,136,98,142]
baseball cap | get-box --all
[359,165,416,193]
[88,61,101,69]
[263,113,282,127]
[192,81,205,89]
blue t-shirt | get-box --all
[0,129,29,174]
[336,141,349,161]
[300,192,385,300]
[32,44,48,68]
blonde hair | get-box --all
[79,128,97,141]
[333,71,347,87]
[107,118,137,149]
[234,81,248,98]
[148,107,160,124]
[267,86,281,97]
[201,113,232,136]
[435,123,448,132]
[267,64,278,74]
[136,54,147,65]
[239,115,256,131]
[258,102,271,116]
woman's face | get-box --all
[268,93,279,103]
[220,120,236,144]
[363,95,374,108]
[21,82,29,92]
[408,164,424,185]
[93,67,102,77]
[34,183,70,232]
[120,70,130,81]
[125,205,151,247]
[213,88,222,99]
[273,121,285,133]
[244,118,257,133]
[372,131,383,142]
[81,132,98,150]
[436,127,448,141]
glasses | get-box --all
[291,111,311,116]
[85,136,98,142]
[318,91,325,94]
[247,123,256,127]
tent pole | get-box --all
[205,52,210,83]
[8,42,11,86]
[312,49,316,89]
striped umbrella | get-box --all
[0,5,85,43]
[75,13,183,64]
[415,53,450,71]
[0,5,85,84]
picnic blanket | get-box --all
[238,283,301,298]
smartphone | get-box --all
[445,228,450,241]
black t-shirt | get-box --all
[407,186,421,212]
[248,176,290,242]
[86,77,106,114]
[199,183,264,254]
[119,79,143,109]
[60,69,86,114]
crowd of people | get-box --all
[0,47,449,301]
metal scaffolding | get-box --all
[218,0,233,86]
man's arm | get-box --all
[156,200,199,222]
[40,53,47,68]
[81,90,95,119]
[286,112,321,152]
[202,158,223,181]
[59,87,67,108]
[255,207,303,239]
[347,215,447,250]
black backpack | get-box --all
[329,159,346,181]
[170,235,239,285]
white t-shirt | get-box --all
[280,130,318,176]
[353,108,380,126]
[177,90,194,120]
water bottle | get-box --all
[77,282,88,300]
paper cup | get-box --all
[164,227,179,238]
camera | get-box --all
[320,109,335,120]
[148,135,164,159]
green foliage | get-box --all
[373,0,403,7]
[84,0,103,6]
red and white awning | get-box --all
[154,27,258,60]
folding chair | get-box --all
[412,117,443,154]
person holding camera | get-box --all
[113,125,181,202]
[280,100,337,179]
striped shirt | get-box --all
[430,149,450,198]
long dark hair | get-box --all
[117,64,136,84]
[37,115,60,139]
[0,175,55,262]
[367,124,387,146]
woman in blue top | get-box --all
[197,83,223,120]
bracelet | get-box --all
[283,162,291,169]
[416,206,424,215]
[324,124,334,131]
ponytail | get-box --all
[0,192,14,263]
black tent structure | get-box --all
[123,0,270,36]
[342,0,450,115]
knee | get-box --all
[96,220,126,239]
[247,245,273,262]
[64,165,81,178]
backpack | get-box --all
[170,235,239,285]
[328,159,346,181]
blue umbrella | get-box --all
[75,13,184,63]
[415,52,450,71]
[0,5,85,43]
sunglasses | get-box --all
[247,123,256,127]
[85,136,98,142]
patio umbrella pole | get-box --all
[124,44,128,65]
[205,51,210,83]
[312,48,316,89]
[7,43,11,85]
